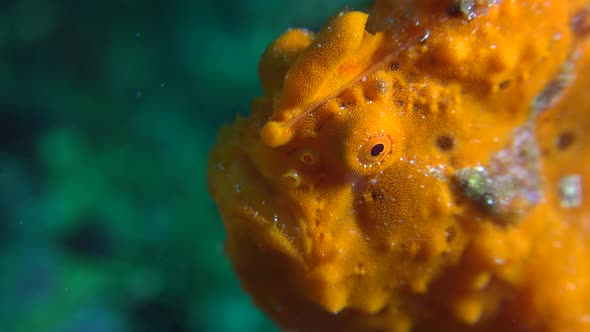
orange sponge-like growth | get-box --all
[208,0,590,331]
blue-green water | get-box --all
[0,0,369,331]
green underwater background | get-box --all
[0,0,369,331]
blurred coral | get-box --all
[1,0,364,331]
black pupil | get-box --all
[370,143,385,157]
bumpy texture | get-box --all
[208,0,590,331]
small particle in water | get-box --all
[559,174,582,208]
[160,82,165,87]
[135,90,142,98]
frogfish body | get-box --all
[208,0,590,331]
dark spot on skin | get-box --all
[390,62,400,71]
[371,143,385,156]
[532,61,574,114]
[447,0,476,19]
[364,80,387,101]
[447,3,463,17]
[556,130,576,150]
[302,154,314,164]
[436,135,454,151]
[285,147,298,156]
[371,189,385,201]
[572,8,590,35]
[499,80,511,89]
[445,226,457,243]
[367,79,388,100]
[314,111,335,133]
[338,98,354,109]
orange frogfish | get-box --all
[208,0,590,331]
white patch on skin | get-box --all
[559,174,583,208]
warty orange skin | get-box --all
[208,1,590,331]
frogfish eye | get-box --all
[359,135,392,165]
[371,143,384,156]
[336,116,399,176]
